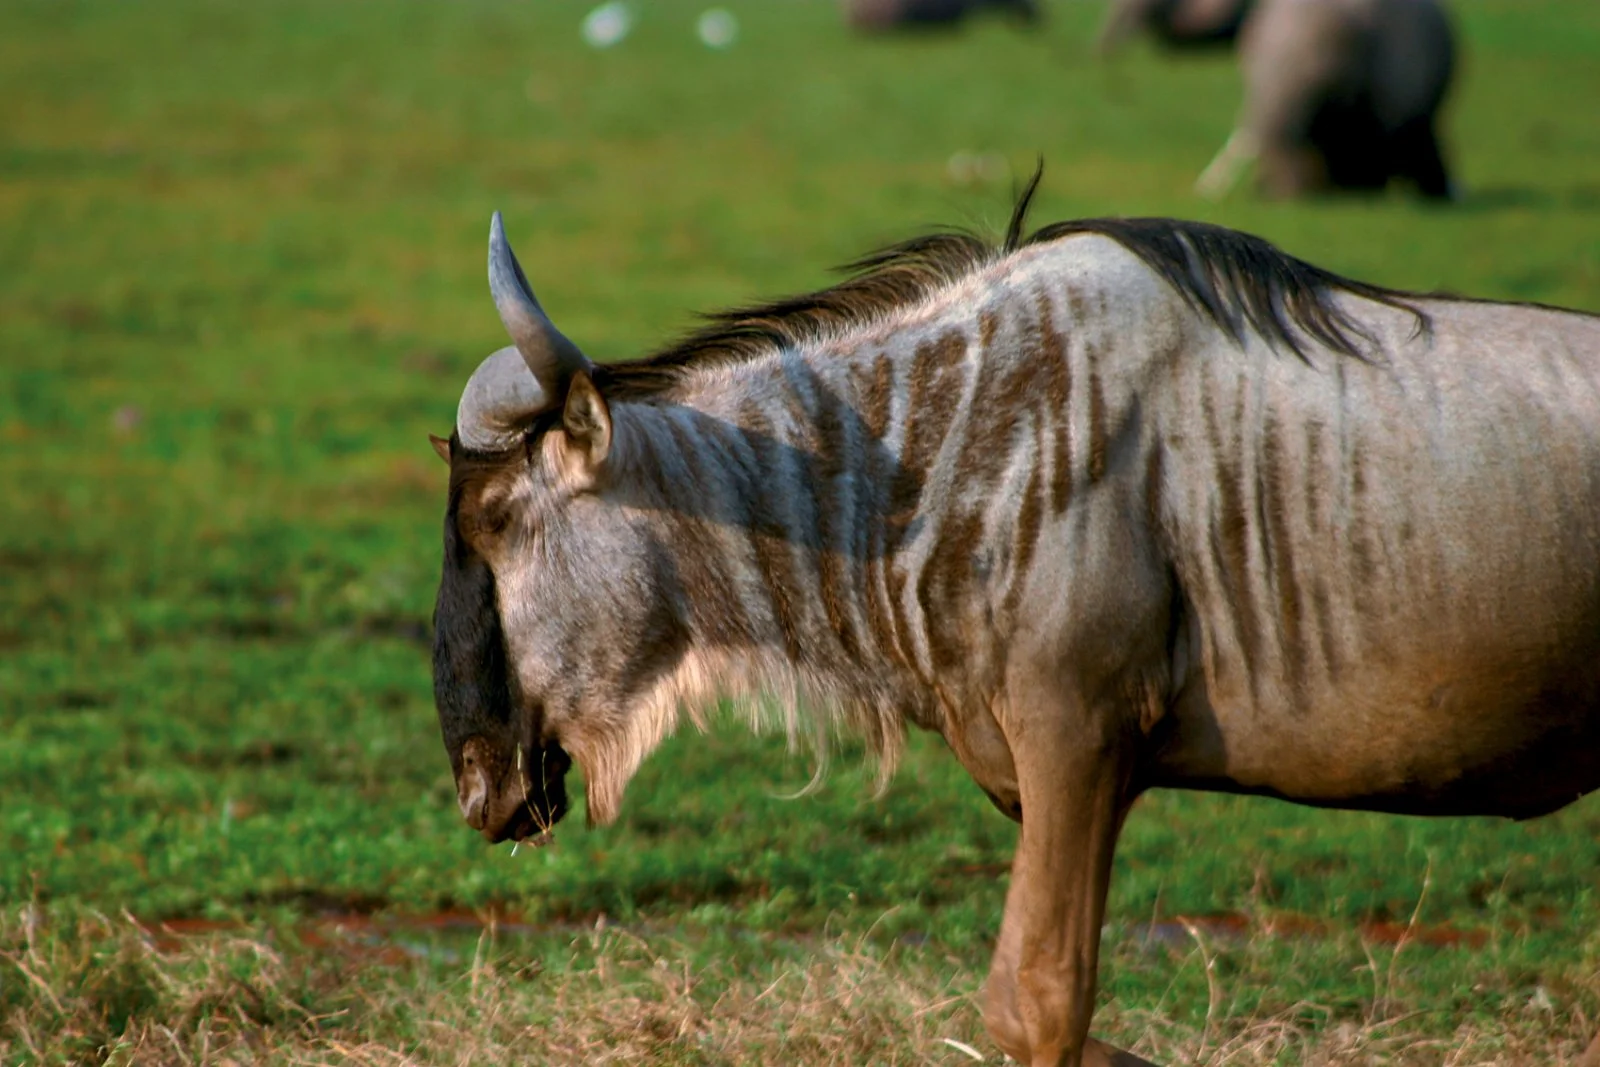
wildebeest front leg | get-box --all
[981,711,1155,1067]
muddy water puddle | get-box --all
[1135,910,1501,950]
[140,908,550,965]
[136,904,1547,966]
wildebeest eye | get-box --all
[458,489,513,546]
[478,505,510,537]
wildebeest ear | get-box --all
[561,371,612,474]
[428,433,452,464]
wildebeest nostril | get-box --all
[457,759,489,830]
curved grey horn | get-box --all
[455,347,550,453]
[488,211,592,389]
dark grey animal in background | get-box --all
[1096,0,1253,54]
[842,0,1039,32]
[1197,0,1456,199]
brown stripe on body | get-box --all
[1251,424,1276,576]
[1311,573,1339,686]
[1177,497,1226,692]
[656,414,753,573]
[811,380,864,663]
[1143,440,1165,536]
[888,329,969,676]
[1259,406,1309,706]
[733,400,811,663]
[1050,418,1075,516]
[926,299,1053,657]
[1035,292,1075,515]
[1348,446,1374,586]
[1330,359,1379,596]
[1087,350,1108,484]
[661,408,709,489]
[1344,443,1391,665]
[845,353,906,665]
[1300,417,1341,683]
[932,305,1036,635]
[918,510,985,671]
[851,361,913,670]
[852,352,896,442]
[669,517,753,649]
[779,348,829,428]
[1302,419,1328,534]
[1001,461,1045,621]
[978,308,1001,352]
[863,549,908,669]
[982,300,1054,624]
[750,534,806,663]
[640,411,757,650]
[1066,286,1090,322]
[1204,377,1262,696]
[895,328,969,500]
[884,556,918,678]
[954,334,1036,487]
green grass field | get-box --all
[3,0,1599,1062]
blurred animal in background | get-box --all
[1095,0,1253,54]
[433,183,1600,1067]
[841,0,1039,32]
[1197,0,1457,199]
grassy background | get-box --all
[2,0,1598,1062]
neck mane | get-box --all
[594,180,1427,407]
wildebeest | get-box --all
[841,0,1039,32]
[1196,0,1457,199]
[430,177,1600,1066]
[1095,0,1252,54]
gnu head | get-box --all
[430,214,635,844]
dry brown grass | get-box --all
[2,908,1593,1066]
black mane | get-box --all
[596,171,1428,401]
[1025,213,1427,361]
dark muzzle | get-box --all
[456,736,572,843]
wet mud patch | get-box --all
[130,902,1526,977]
[137,904,548,968]
[242,886,390,915]
[1133,910,1505,952]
